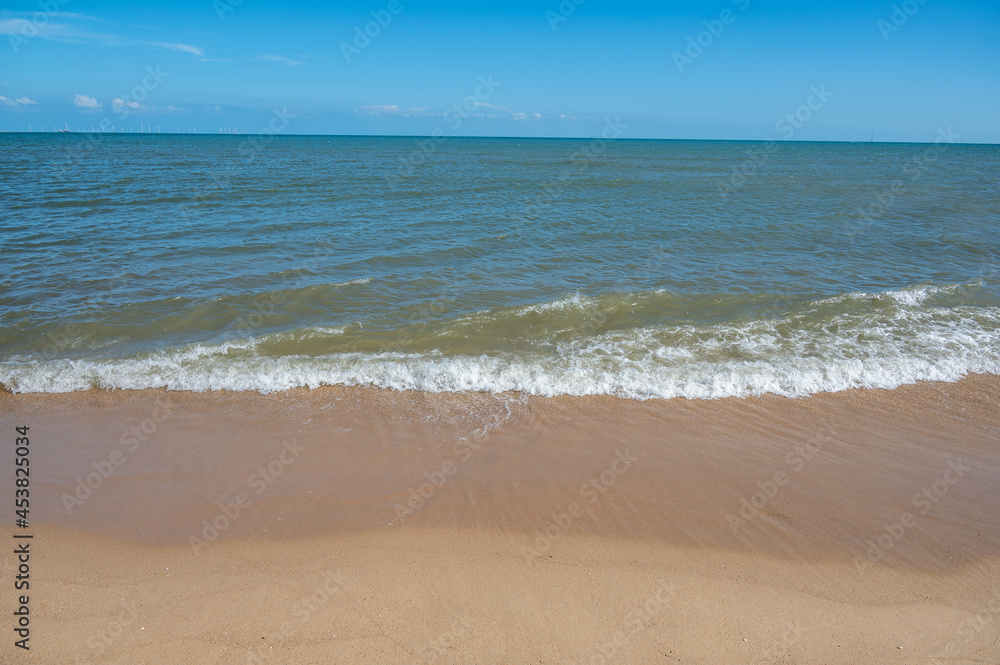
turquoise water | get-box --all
[1,134,998,398]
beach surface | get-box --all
[1,376,999,664]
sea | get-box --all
[1,134,998,399]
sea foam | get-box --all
[3,290,998,399]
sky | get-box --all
[0,0,998,142]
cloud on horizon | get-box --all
[256,53,304,67]
[72,94,101,109]
[111,98,186,114]
[355,104,431,117]
[356,102,574,124]
[0,96,38,106]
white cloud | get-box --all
[148,42,204,57]
[356,104,431,118]
[509,111,551,121]
[72,94,101,109]
[0,95,37,106]
[108,98,184,114]
[357,104,404,115]
[476,101,511,112]
[0,12,119,45]
[1,12,204,56]
[0,18,30,35]
[111,97,142,111]
[256,53,304,67]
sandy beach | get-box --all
[4,2,998,663]
[1,376,999,663]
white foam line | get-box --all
[3,302,998,399]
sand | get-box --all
[1,376,999,664]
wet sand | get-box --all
[1,376,999,663]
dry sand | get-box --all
[1,376,999,664]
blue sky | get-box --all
[1,0,998,142]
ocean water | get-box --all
[1,134,998,399]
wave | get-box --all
[2,284,998,399]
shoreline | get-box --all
[2,374,999,551]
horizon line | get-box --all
[0,130,996,147]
